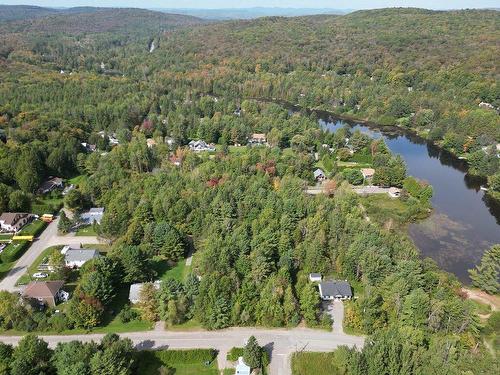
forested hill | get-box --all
[0,8,204,35]
[0,5,58,21]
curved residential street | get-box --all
[0,326,365,375]
[0,216,101,293]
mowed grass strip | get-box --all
[291,352,342,375]
[136,349,219,375]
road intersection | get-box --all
[0,216,101,292]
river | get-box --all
[313,111,500,283]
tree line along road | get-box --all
[0,326,365,375]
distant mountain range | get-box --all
[152,7,353,20]
[0,5,352,22]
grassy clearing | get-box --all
[75,225,98,236]
[67,174,87,186]
[31,196,63,216]
[360,194,425,229]
[136,349,219,375]
[291,352,341,375]
[154,258,191,282]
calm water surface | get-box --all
[318,115,500,283]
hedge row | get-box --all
[1,241,30,263]
[151,348,218,363]
[19,220,47,237]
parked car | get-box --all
[32,272,48,279]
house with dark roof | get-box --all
[318,280,352,301]
[37,177,63,194]
[0,213,34,233]
[23,281,68,307]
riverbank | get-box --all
[266,97,500,283]
[261,97,498,203]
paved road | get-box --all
[0,327,364,375]
[0,216,101,292]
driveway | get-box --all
[0,216,101,292]
[324,300,345,334]
[0,327,364,375]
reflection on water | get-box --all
[316,114,500,283]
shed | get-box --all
[309,273,322,282]
[129,281,161,304]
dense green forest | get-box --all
[0,6,499,375]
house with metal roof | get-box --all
[318,280,352,301]
[62,247,100,268]
[80,207,104,225]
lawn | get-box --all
[0,261,14,280]
[0,234,12,241]
[154,258,191,282]
[291,352,343,375]
[75,225,98,236]
[360,194,427,229]
[16,246,62,286]
[136,349,219,375]
[92,284,153,333]
[18,220,47,237]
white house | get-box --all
[318,280,352,301]
[314,169,326,182]
[188,140,215,152]
[62,246,100,268]
[235,357,251,375]
[309,273,322,282]
[0,213,34,233]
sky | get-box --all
[0,0,498,9]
